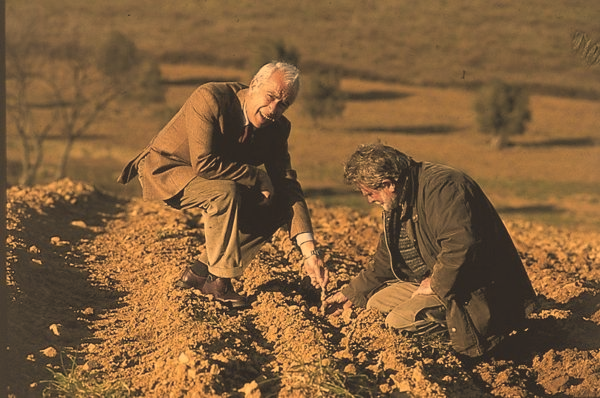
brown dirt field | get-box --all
[6,179,600,397]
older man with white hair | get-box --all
[118,62,328,308]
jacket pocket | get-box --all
[446,287,491,357]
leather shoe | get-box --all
[201,275,247,308]
[175,267,207,290]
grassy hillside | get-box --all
[7,0,600,94]
[5,1,600,231]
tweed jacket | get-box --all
[118,82,313,239]
[342,161,537,356]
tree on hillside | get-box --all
[474,79,530,150]
[97,30,165,103]
[248,39,300,76]
[6,19,164,185]
[47,38,124,181]
[301,68,346,125]
[248,39,345,125]
[6,16,58,185]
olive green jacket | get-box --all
[118,82,313,239]
[342,161,537,357]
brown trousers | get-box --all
[367,281,446,333]
[139,159,290,278]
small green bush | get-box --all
[301,69,346,124]
[96,30,165,103]
[474,79,530,149]
[248,39,301,75]
[96,31,139,78]
[42,355,130,397]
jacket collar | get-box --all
[395,161,421,221]
[237,87,251,126]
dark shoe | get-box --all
[175,267,208,290]
[201,275,247,308]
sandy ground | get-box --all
[6,179,600,397]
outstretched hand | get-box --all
[304,254,329,290]
[322,291,353,317]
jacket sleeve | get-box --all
[263,123,312,238]
[342,233,396,307]
[426,179,482,303]
[186,86,259,186]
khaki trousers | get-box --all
[163,176,291,278]
[367,281,446,333]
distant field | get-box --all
[5,1,600,231]
[6,0,600,95]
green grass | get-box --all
[283,354,372,397]
[42,355,131,398]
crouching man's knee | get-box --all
[386,305,447,336]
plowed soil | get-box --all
[6,179,600,397]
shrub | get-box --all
[96,31,139,78]
[96,30,165,103]
[248,39,300,75]
[474,79,530,149]
[301,69,346,124]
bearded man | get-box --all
[324,143,536,357]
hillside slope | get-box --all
[6,179,600,397]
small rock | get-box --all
[212,353,229,363]
[71,220,87,228]
[342,307,354,323]
[41,346,58,358]
[239,380,261,398]
[50,236,69,246]
[82,307,94,315]
[178,352,189,364]
[49,324,63,336]
[82,360,101,371]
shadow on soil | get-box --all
[497,204,564,214]
[344,89,411,101]
[517,136,597,148]
[162,76,243,86]
[7,190,129,395]
[349,124,459,135]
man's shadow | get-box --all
[478,284,600,364]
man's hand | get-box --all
[304,254,329,290]
[322,291,353,317]
[411,277,434,297]
[300,241,329,290]
[256,169,274,206]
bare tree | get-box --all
[6,13,161,186]
[46,40,122,180]
[5,17,57,185]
